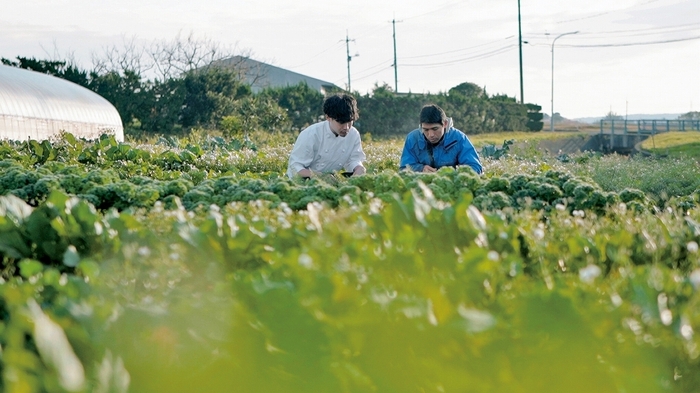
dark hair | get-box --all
[419,104,447,124]
[323,93,359,123]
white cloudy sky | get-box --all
[1,0,698,119]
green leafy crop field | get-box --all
[0,133,699,393]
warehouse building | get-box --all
[0,64,123,142]
[214,56,340,94]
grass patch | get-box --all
[640,131,700,159]
[468,131,588,147]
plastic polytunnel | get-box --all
[0,64,124,142]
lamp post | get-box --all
[550,31,578,132]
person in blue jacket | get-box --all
[399,104,483,174]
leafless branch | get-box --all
[91,35,152,77]
[39,39,79,66]
[148,30,238,80]
[89,31,252,82]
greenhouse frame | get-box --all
[0,64,123,142]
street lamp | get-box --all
[550,31,578,132]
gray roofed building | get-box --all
[214,56,340,94]
[0,64,124,142]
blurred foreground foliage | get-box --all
[0,133,699,392]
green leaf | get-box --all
[63,132,77,146]
[0,231,31,259]
[0,195,33,258]
[41,139,56,161]
[18,259,44,278]
[185,144,204,157]
[26,205,65,262]
[41,268,62,286]
[77,259,100,279]
[29,139,43,157]
[179,150,197,163]
[46,190,70,210]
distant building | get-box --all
[214,56,340,94]
[0,64,123,142]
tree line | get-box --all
[2,34,543,138]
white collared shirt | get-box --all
[286,120,366,178]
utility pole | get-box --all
[391,18,402,92]
[517,0,524,104]
[345,30,357,91]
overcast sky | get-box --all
[1,0,698,119]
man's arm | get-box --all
[287,130,316,178]
[456,135,483,175]
[344,131,367,176]
[399,132,426,172]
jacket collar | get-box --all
[419,128,450,147]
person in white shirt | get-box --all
[286,93,367,179]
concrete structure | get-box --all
[599,119,700,153]
[214,56,340,94]
[0,64,124,142]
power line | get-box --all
[333,60,393,85]
[357,59,394,71]
[560,35,700,48]
[401,0,466,20]
[399,36,516,60]
[527,23,700,40]
[333,60,400,83]
[354,60,394,77]
[577,25,700,40]
[399,44,516,68]
[352,64,394,83]
[297,13,435,67]
[353,24,392,42]
[524,24,700,48]
[554,0,665,24]
[284,41,345,69]
[582,29,700,40]
[321,3,697,91]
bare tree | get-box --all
[91,35,152,77]
[40,39,79,67]
[148,31,241,81]
[90,31,264,84]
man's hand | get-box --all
[298,168,313,178]
[352,165,366,176]
[422,165,437,173]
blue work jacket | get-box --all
[399,128,483,174]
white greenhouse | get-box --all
[0,64,124,142]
